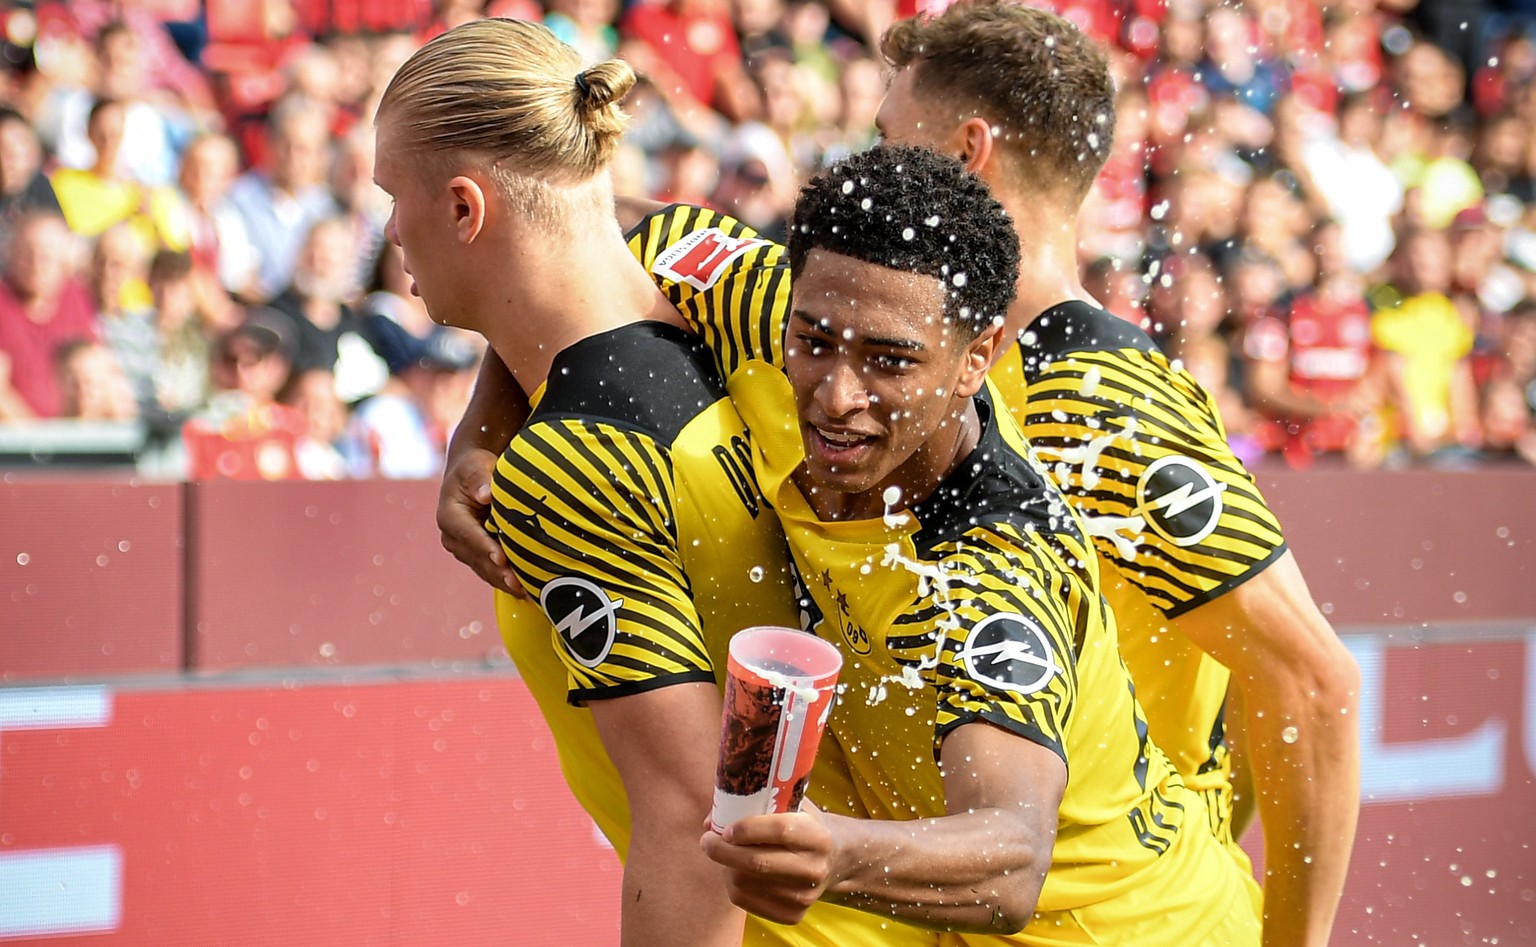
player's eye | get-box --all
[795,334,831,357]
[872,353,915,371]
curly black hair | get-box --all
[787,145,1019,341]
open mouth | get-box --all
[808,425,877,466]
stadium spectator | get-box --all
[51,99,191,252]
[620,0,761,123]
[0,108,62,251]
[178,133,261,312]
[279,367,354,479]
[263,217,387,402]
[182,313,305,481]
[227,100,340,301]
[545,0,620,65]
[0,211,97,419]
[54,338,139,422]
[1245,219,1383,468]
[349,328,480,478]
[42,21,188,188]
[1373,227,1485,463]
[140,250,215,418]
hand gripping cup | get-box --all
[710,626,843,833]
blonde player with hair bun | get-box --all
[374,18,930,947]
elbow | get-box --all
[1311,637,1362,717]
[988,893,1036,935]
[976,840,1047,934]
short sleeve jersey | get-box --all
[987,302,1287,822]
[728,366,1258,942]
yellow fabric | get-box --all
[492,221,908,945]
[1371,291,1474,442]
[50,168,191,250]
[988,338,1287,825]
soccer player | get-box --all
[700,144,1260,943]
[375,19,927,947]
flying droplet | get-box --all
[901,227,915,241]
[1281,726,1299,744]
[748,566,765,583]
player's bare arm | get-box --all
[1176,551,1360,947]
[439,352,527,593]
[594,682,747,947]
[703,722,1062,933]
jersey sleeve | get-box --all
[626,203,792,377]
[892,524,1086,765]
[489,418,714,704]
[1021,349,1287,618]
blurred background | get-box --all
[0,0,1534,944]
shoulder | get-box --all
[910,392,1080,553]
[531,321,727,445]
[1021,300,1160,378]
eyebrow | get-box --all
[791,310,926,352]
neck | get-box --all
[992,188,1091,339]
[475,219,686,398]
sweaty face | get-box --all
[785,249,991,520]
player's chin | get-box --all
[801,454,884,500]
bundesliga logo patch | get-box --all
[652,228,767,291]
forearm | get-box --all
[1180,553,1361,946]
[624,818,745,947]
[821,808,1047,933]
[594,683,745,947]
[1245,663,1359,947]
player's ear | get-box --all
[447,174,488,244]
[955,320,1002,398]
[952,117,995,174]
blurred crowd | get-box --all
[0,0,1533,478]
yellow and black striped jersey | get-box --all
[728,365,1260,945]
[988,302,1286,836]
[628,203,791,378]
[489,321,799,855]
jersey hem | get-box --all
[1162,540,1288,619]
[567,669,717,707]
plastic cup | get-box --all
[709,626,843,833]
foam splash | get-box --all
[1077,512,1147,561]
[1039,415,1140,491]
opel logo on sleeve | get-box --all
[1135,455,1228,548]
[959,612,1064,696]
[540,577,624,668]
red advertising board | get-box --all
[0,675,619,946]
[0,478,184,680]
[1330,631,1536,946]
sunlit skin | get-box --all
[785,248,998,522]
